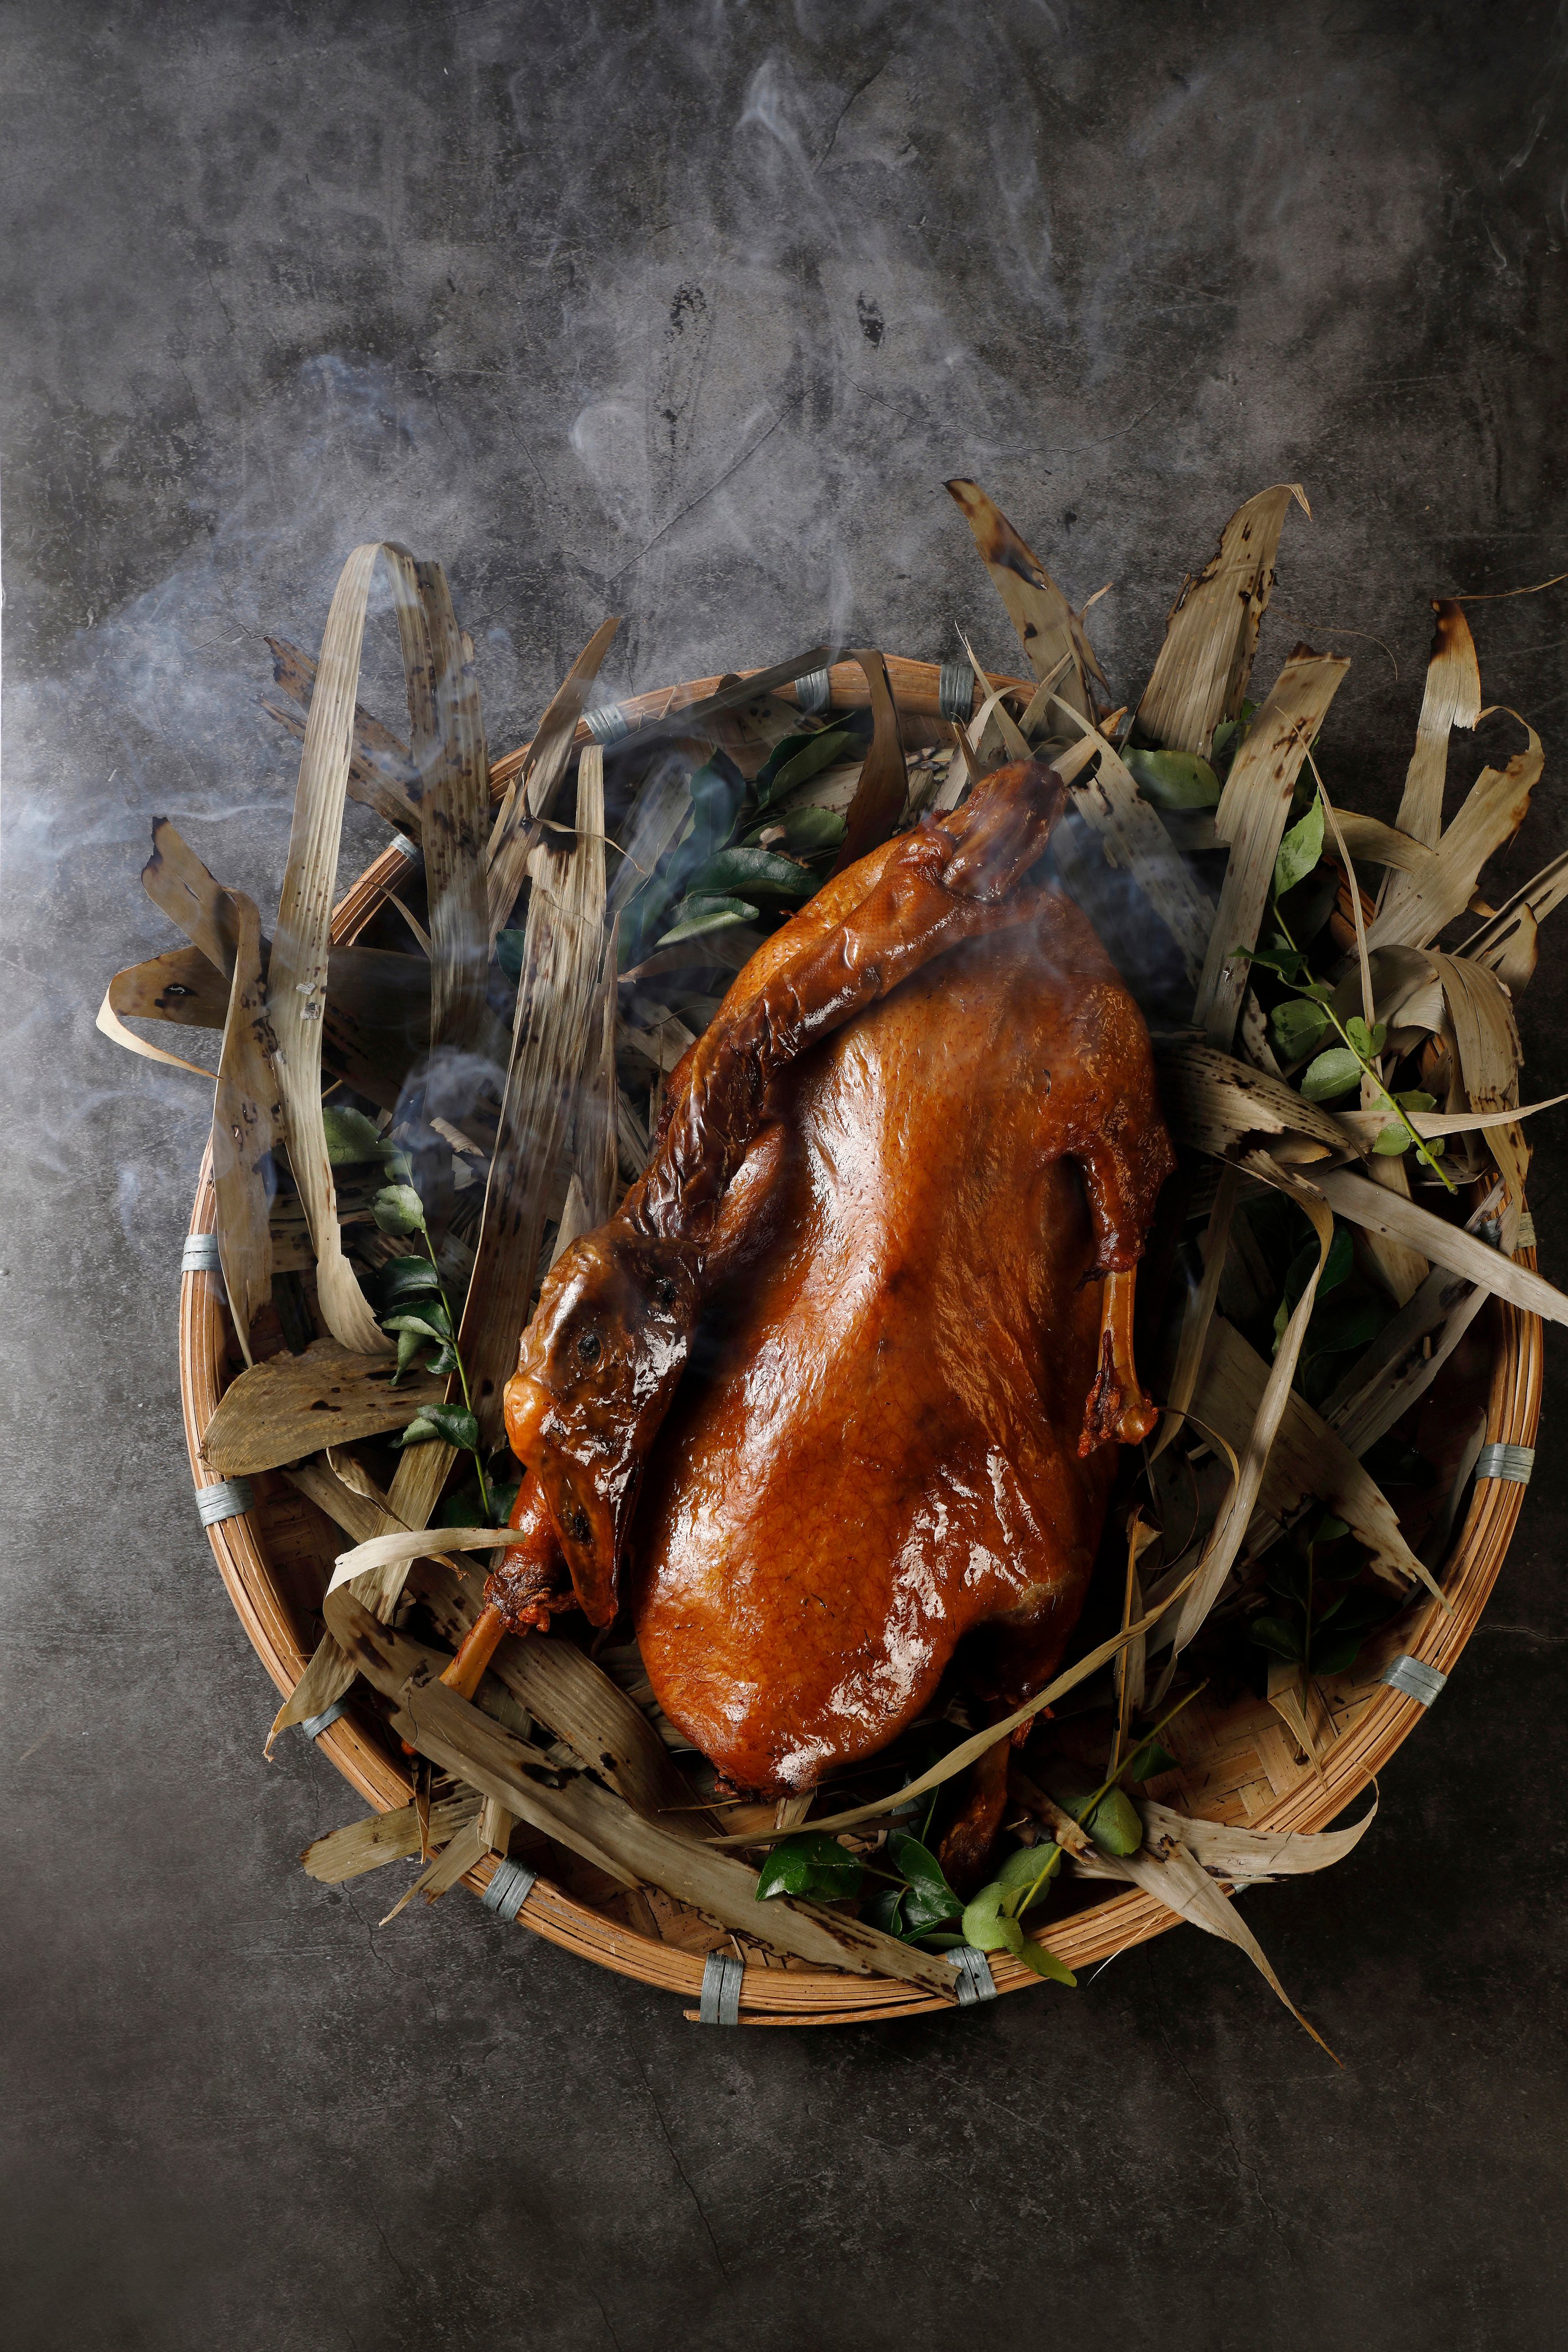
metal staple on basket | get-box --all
[937,659,975,723]
[584,701,632,746]
[196,1478,253,1527]
[298,1695,352,1740]
[951,1946,998,2005]
[181,1231,226,1303]
[697,1949,745,2025]
[1380,1655,1449,1707]
[1476,1441,1535,1485]
[481,1857,537,1924]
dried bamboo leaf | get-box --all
[326,1523,520,1594]
[300,1791,480,1884]
[266,1435,461,1740]
[270,543,433,1353]
[1334,1095,1562,1146]
[1388,601,1483,852]
[1152,1165,1238,1462]
[1194,649,1351,1046]
[202,1338,445,1476]
[830,649,908,874]
[1315,1165,1568,1325]
[142,818,241,975]
[1156,1175,1334,1664]
[1093,1834,1338,2057]
[414,571,492,1058]
[94,987,215,1079]
[1320,780,1430,1308]
[1136,484,1310,757]
[1367,710,1542,952]
[1334,811,1435,876]
[1047,699,1214,984]
[1463,846,1568,991]
[461,747,608,1449]
[1320,1261,1481,1459]
[1140,1796,1376,1882]
[412,1563,697,1822]
[263,636,424,837]
[1192,1316,1443,1599]
[106,943,233,1029]
[1157,1040,1357,1163]
[1266,1654,1341,1765]
[210,889,280,1365]
[487,616,620,939]
[945,479,1092,715]
[382,1814,491,1920]
[1421,949,1528,1239]
[325,1590,959,1992]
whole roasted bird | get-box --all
[462,753,1173,1878]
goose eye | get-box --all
[576,1328,602,1365]
[652,1276,678,1308]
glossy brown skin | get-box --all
[629,887,1168,1794]
[496,755,1173,1808]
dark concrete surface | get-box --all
[5,3,1568,2345]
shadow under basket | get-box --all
[178,657,1545,2026]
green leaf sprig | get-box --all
[320,1109,495,1519]
[1237,903,1454,1190]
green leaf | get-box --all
[1300,1046,1362,1102]
[321,1106,387,1165]
[1395,1089,1436,1114]
[861,1886,907,1936]
[961,1884,1020,1952]
[392,1326,428,1381]
[1308,1287,1388,1358]
[380,1256,443,1306]
[392,1412,440,1447]
[887,1830,963,1933]
[424,1342,460,1376]
[495,929,528,983]
[1307,1630,1364,1678]
[1345,1016,1388,1059]
[383,1296,451,1343]
[1211,716,1246,771]
[754,1832,863,1903]
[1122,746,1222,810]
[756,727,859,808]
[1083,1786,1144,1856]
[393,1401,480,1453]
[686,848,818,902]
[1273,797,1324,899]
[1316,1513,1350,1543]
[1123,1737,1178,1782]
[373,1184,427,1237]
[1015,1938,1076,1986]
[1270,997,1331,1061]
[995,1841,1063,1915]
[1373,1123,1412,1154]
[1248,1613,1306,1663]
[656,895,758,947]
[762,804,846,860]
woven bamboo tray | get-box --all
[179,655,1546,2026]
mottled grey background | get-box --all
[5,2,1568,2345]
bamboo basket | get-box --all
[179,656,1545,2026]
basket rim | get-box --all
[179,653,1546,2025]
